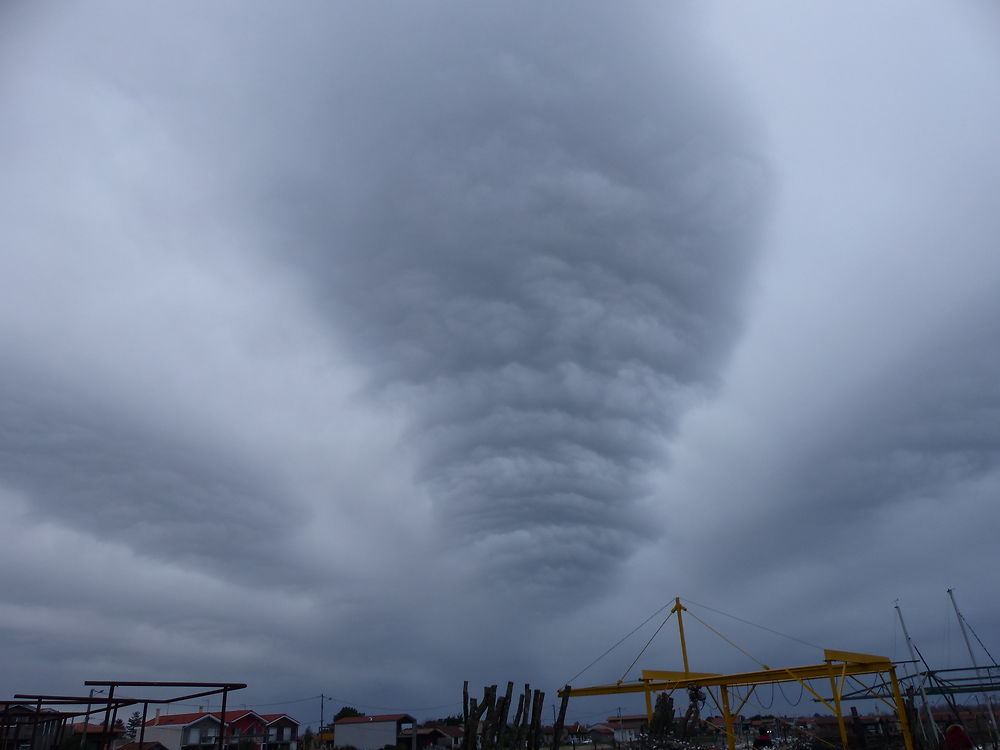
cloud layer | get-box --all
[1,0,999,725]
[276,5,770,592]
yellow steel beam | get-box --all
[563,658,894,698]
[829,664,849,750]
[641,671,722,681]
[719,687,735,750]
[823,649,888,664]
[674,598,691,675]
[889,665,916,750]
[732,685,756,715]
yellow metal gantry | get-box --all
[559,598,915,750]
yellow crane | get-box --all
[559,598,916,750]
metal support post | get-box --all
[828,671,849,750]
[889,665,916,750]
[720,686,736,750]
[673,598,690,675]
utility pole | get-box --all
[320,695,326,735]
[948,589,1000,750]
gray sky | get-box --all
[2,1,1000,727]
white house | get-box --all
[142,713,223,750]
[333,714,416,750]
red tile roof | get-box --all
[145,712,221,727]
[260,714,300,726]
[216,711,263,723]
[144,711,262,727]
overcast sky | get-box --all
[2,1,1000,728]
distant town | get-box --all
[3,679,999,750]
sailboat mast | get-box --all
[895,600,941,744]
[947,588,1000,750]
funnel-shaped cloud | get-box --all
[273,5,771,589]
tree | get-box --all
[126,712,143,741]
[649,693,674,739]
[426,716,463,728]
[334,707,364,722]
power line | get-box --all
[250,697,325,707]
[321,696,463,713]
[170,694,460,715]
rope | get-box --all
[684,609,768,669]
[682,597,823,651]
[962,614,1000,667]
[564,600,674,685]
[756,682,774,710]
[618,611,676,683]
[776,680,804,707]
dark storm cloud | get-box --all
[1,0,770,701]
[0,3,768,601]
[25,0,1000,719]
[0,365,302,584]
[267,4,770,589]
[775,299,1000,528]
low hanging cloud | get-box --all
[0,0,777,703]
[266,4,771,591]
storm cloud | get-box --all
[2,0,1000,723]
[266,4,769,590]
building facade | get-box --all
[333,714,416,750]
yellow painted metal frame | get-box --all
[559,599,915,750]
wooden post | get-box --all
[497,683,514,750]
[463,699,478,750]
[529,691,545,750]
[513,686,530,750]
[551,688,569,750]
[483,686,498,750]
